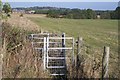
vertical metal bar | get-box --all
[47,33,49,68]
[43,37,46,70]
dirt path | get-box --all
[7,13,42,32]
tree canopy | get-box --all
[2,2,11,14]
[47,8,96,19]
[12,6,120,19]
[0,0,2,11]
[47,7,120,19]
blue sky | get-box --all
[2,0,120,10]
[2,0,120,2]
[7,2,118,10]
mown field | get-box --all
[28,16,118,76]
[29,17,118,52]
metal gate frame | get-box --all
[30,33,74,75]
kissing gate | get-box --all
[30,33,74,76]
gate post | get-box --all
[75,37,82,78]
[75,37,82,66]
[62,33,66,75]
[43,37,46,70]
[46,33,49,68]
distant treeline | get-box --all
[13,7,120,19]
[46,7,120,19]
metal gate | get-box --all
[30,33,74,76]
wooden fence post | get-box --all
[75,37,83,66]
[102,46,110,78]
[75,37,83,78]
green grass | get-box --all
[29,17,118,53]
[29,17,118,63]
[28,17,118,76]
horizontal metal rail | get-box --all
[34,47,72,50]
[32,42,61,44]
[48,57,65,59]
[50,74,65,76]
[49,37,73,39]
[31,33,56,36]
[47,66,65,68]
[49,47,72,50]
[31,37,73,40]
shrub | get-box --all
[20,13,23,17]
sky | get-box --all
[2,0,120,2]
[2,0,120,10]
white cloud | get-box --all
[2,0,120,2]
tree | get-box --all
[2,2,11,14]
[110,7,120,19]
[65,13,73,19]
[100,11,111,19]
[115,7,120,19]
[71,9,81,19]
[47,10,60,18]
[86,9,95,19]
[0,0,2,11]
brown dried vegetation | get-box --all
[2,22,50,78]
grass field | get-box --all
[29,17,118,54]
[1,13,118,77]
[28,17,119,76]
